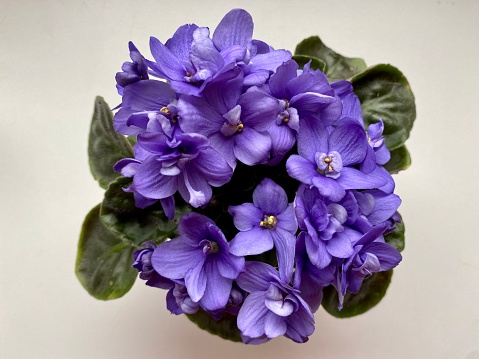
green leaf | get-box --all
[294,36,367,80]
[76,204,137,300]
[384,213,405,252]
[186,309,242,342]
[384,145,411,174]
[322,270,393,318]
[88,96,134,189]
[352,64,416,150]
[100,177,184,247]
[292,55,326,72]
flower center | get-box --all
[202,240,219,254]
[160,106,170,115]
[260,215,277,229]
[236,123,244,132]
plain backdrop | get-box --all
[1,0,478,358]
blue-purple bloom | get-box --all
[236,261,315,343]
[151,213,245,311]
[228,178,297,283]
[287,120,387,201]
[336,223,402,309]
[111,7,407,344]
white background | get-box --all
[1,0,478,358]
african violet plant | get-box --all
[76,9,415,344]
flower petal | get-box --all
[229,227,274,256]
[234,128,271,165]
[264,312,287,338]
[229,203,263,231]
[252,178,288,214]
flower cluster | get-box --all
[117,9,403,344]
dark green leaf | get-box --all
[292,55,326,72]
[76,204,137,300]
[322,270,393,318]
[384,145,411,174]
[353,65,416,150]
[88,96,134,189]
[100,177,184,247]
[186,309,242,342]
[384,213,405,252]
[294,36,367,80]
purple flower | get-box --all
[228,178,297,283]
[262,60,342,163]
[167,282,200,315]
[178,68,280,168]
[113,79,177,136]
[286,120,386,201]
[294,186,361,268]
[115,41,149,96]
[115,128,233,211]
[336,223,402,309]
[236,261,315,343]
[151,213,245,311]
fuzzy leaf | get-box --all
[384,145,411,174]
[186,310,242,342]
[292,55,326,72]
[76,204,137,300]
[88,97,134,189]
[322,270,393,318]
[352,65,416,150]
[294,36,367,80]
[100,177,183,247]
[385,213,405,252]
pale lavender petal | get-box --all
[337,167,388,190]
[202,67,243,114]
[192,148,233,186]
[200,261,232,311]
[249,50,292,72]
[238,91,280,131]
[134,158,178,199]
[209,132,236,169]
[213,9,253,51]
[268,60,298,98]
[177,212,215,242]
[165,24,198,60]
[329,123,367,166]
[185,259,207,302]
[149,36,185,81]
[229,227,274,256]
[311,174,346,202]
[271,228,296,283]
[234,128,271,165]
[252,178,288,215]
[365,242,402,270]
[151,239,203,279]
[286,155,317,185]
[368,191,402,225]
[229,203,263,231]
[237,292,269,338]
[276,204,298,234]
[264,312,287,338]
[296,121,328,161]
[217,253,245,279]
[326,231,356,258]
[236,261,279,292]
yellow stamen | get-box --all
[260,215,277,229]
[236,123,244,132]
[324,157,332,163]
[283,117,289,123]
[160,106,170,115]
